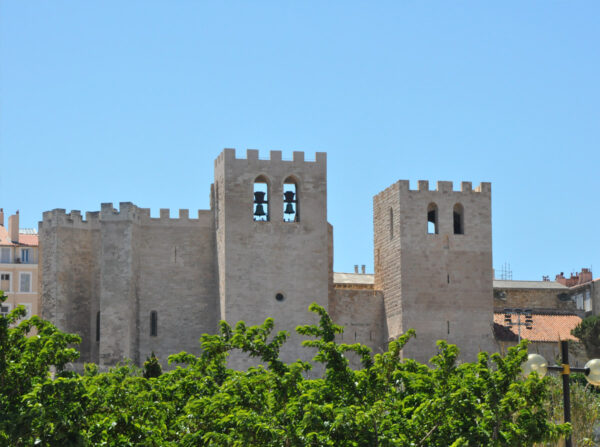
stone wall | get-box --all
[40,210,101,363]
[493,285,576,313]
[43,149,579,371]
[136,210,217,365]
[330,288,385,368]
[373,182,403,340]
[41,204,218,368]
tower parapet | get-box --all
[41,208,101,230]
[41,204,213,229]
[214,148,326,167]
[378,180,491,195]
[95,202,212,225]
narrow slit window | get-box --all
[453,203,464,235]
[150,311,158,337]
[283,177,299,222]
[215,183,219,229]
[96,311,100,342]
[389,208,394,239]
[427,203,438,234]
[253,176,270,221]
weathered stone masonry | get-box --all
[40,149,496,368]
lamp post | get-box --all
[523,340,600,447]
[503,308,533,342]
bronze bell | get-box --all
[254,191,266,204]
[283,191,295,203]
[254,204,266,217]
[284,203,295,215]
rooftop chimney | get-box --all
[0,208,3,227]
[579,268,593,284]
[361,265,366,274]
[554,269,592,287]
[354,265,359,274]
[8,211,19,243]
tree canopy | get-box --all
[0,292,569,446]
[572,315,600,359]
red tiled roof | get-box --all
[493,312,581,343]
[0,226,38,246]
[17,234,38,246]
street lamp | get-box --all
[522,340,600,447]
[504,308,533,342]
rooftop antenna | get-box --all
[499,262,513,280]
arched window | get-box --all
[96,311,100,342]
[283,177,299,222]
[389,207,394,239]
[150,311,158,337]
[453,203,464,235]
[253,176,270,221]
[427,203,438,234]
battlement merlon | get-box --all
[41,204,212,229]
[374,180,491,201]
[214,148,327,168]
[101,202,211,225]
[40,208,101,230]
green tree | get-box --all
[572,315,600,358]
[143,351,163,379]
[0,291,82,446]
[0,293,572,446]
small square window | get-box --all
[0,303,11,316]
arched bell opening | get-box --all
[253,175,270,221]
[453,203,464,235]
[283,176,299,222]
[427,202,438,234]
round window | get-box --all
[275,293,285,302]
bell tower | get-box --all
[213,149,329,368]
[374,180,495,362]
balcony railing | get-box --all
[0,258,37,265]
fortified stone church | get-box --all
[39,149,571,369]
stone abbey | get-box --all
[39,149,590,369]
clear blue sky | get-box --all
[1,2,598,280]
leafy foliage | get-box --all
[572,315,600,359]
[535,375,600,447]
[143,351,163,379]
[0,293,571,446]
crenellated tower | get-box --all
[374,180,495,362]
[214,149,329,368]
